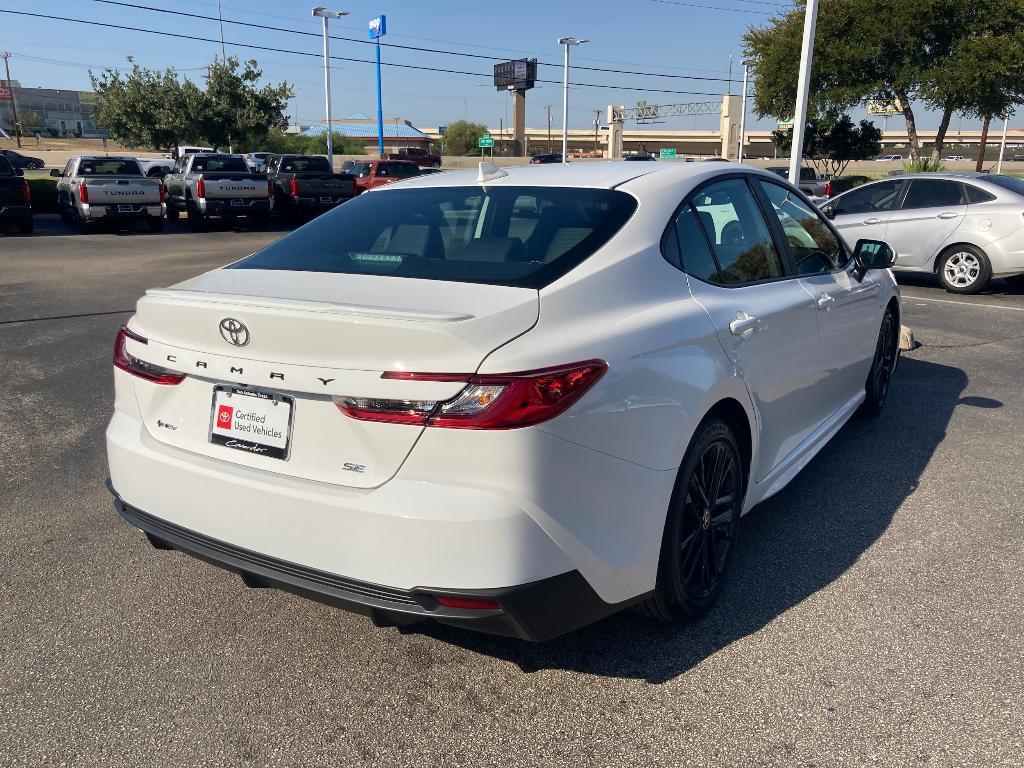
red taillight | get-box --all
[290,177,299,197]
[196,177,206,199]
[23,179,30,205]
[432,595,501,611]
[824,181,832,197]
[269,179,275,198]
[159,184,166,204]
[79,183,88,204]
[334,360,607,429]
[113,327,185,385]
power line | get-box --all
[87,0,745,84]
[0,8,745,99]
[644,0,782,11]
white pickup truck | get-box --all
[52,156,166,234]
[162,153,273,230]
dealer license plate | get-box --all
[319,196,333,203]
[209,385,294,460]
[230,198,246,207]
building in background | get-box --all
[0,84,108,139]
[301,114,432,153]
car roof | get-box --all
[76,155,138,161]
[373,160,769,193]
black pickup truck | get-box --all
[265,154,355,221]
[0,154,32,234]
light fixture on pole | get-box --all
[312,6,349,169]
[557,37,588,163]
[738,60,751,162]
[787,0,818,186]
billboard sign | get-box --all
[0,86,11,102]
[867,99,901,116]
[368,15,386,39]
[493,59,537,91]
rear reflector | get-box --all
[432,595,501,611]
[113,326,185,385]
[335,360,607,429]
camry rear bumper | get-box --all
[112,493,632,641]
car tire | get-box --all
[18,216,33,234]
[187,200,205,232]
[76,213,92,235]
[249,213,269,230]
[166,206,179,222]
[147,216,164,233]
[937,245,991,294]
[860,305,899,417]
[635,417,744,625]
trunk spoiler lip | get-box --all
[143,288,477,323]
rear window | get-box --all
[78,159,142,175]
[985,175,1024,196]
[378,162,419,178]
[232,186,638,289]
[279,157,332,173]
[190,155,249,173]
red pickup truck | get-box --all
[383,147,441,168]
[350,160,421,195]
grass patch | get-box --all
[22,171,58,213]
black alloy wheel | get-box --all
[637,418,743,624]
[861,308,899,416]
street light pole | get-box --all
[1,52,21,148]
[558,37,588,162]
[788,0,818,186]
[738,60,750,162]
[312,7,349,169]
[997,114,1010,174]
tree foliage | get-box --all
[441,120,488,155]
[90,56,293,152]
[744,0,1024,161]
[772,115,882,176]
[90,59,191,151]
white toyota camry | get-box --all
[107,161,901,641]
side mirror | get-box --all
[852,239,895,280]
[820,204,835,220]
[49,168,61,177]
[15,168,24,177]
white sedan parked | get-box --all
[821,173,1024,293]
[107,161,901,640]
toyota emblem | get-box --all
[219,318,250,347]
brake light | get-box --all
[196,177,206,199]
[334,360,607,429]
[113,327,185,385]
[290,177,299,197]
[432,595,501,611]
[824,181,832,197]
[23,179,30,205]
[79,183,88,204]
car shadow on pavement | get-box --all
[896,272,1024,296]
[414,356,996,683]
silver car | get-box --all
[821,173,1024,293]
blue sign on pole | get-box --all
[369,16,387,157]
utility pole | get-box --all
[593,109,600,155]
[1,52,21,148]
[788,0,818,187]
[217,1,227,59]
[545,104,552,152]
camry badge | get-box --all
[219,318,250,347]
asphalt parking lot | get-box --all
[2,217,1022,767]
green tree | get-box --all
[193,57,293,150]
[772,115,881,176]
[90,59,192,152]
[441,120,488,155]
[745,0,1024,163]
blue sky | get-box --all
[0,0,985,133]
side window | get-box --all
[663,204,720,282]
[965,185,996,204]
[832,180,903,215]
[62,161,73,177]
[902,180,964,209]
[691,178,784,284]
[757,180,845,275]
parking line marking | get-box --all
[904,296,1024,312]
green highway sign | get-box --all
[478,134,494,148]
[659,148,677,159]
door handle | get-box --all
[936,212,959,219]
[817,293,835,311]
[861,217,882,225]
[729,311,760,337]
